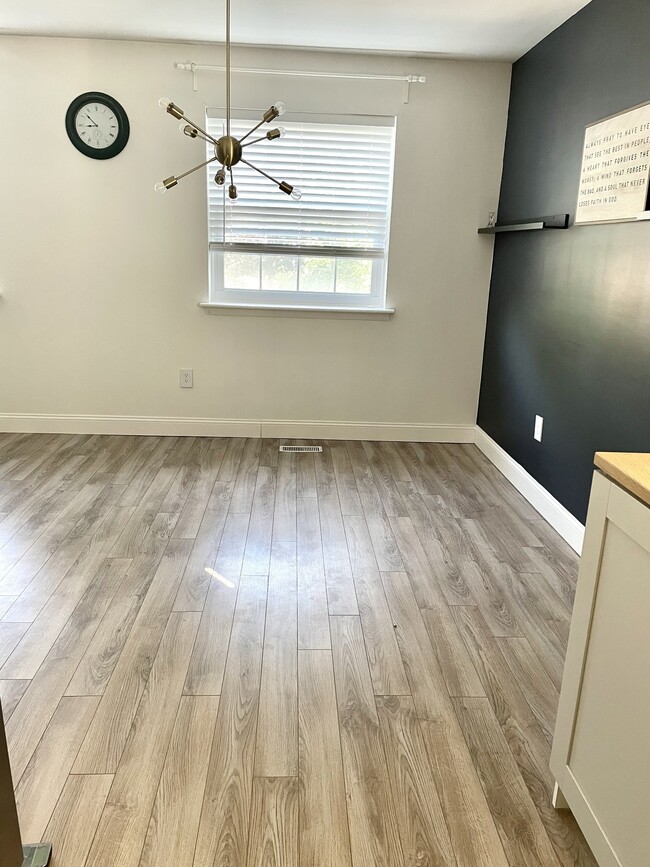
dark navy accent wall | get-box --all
[478,0,650,524]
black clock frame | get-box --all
[65,91,130,160]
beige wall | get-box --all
[0,36,510,435]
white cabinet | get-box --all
[551,467,650,867]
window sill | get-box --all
[198,302,395,320]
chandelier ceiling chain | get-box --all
[155,0,301,201]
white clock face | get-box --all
[74,102,119,149]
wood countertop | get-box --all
[595,452,650,509]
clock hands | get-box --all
[85,113,98,127]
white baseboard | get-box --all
[474,427,584,554]
[0,414,260,438]
[260,421,475,442]
[0,414,475,444]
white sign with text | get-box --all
[576,101,650,225]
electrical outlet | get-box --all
[534,415,544,442]
[180,368,193,388]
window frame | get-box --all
[206,109,396,310]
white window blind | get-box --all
[206,112,396,258]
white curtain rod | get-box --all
[174,61,426,103]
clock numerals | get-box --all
[74,102,120,150]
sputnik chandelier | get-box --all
[155,0,301,202]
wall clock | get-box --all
[65,92,130,160]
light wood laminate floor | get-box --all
[0,433,595,866]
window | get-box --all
[206,111,396,309]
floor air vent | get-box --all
[279,445,323,453]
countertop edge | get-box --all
[594,452,650,509]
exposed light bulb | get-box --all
[263,102,287,124]
[159,99,183,119]
[228,184,238,200]
[214,169,226,186]
[154,176,178,192]
[266,127,285,141]
[181,123,198,138]
[278,182,301,200]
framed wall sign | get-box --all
[575,100,650,225]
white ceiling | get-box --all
[0,0,591,61]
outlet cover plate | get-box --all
[534,415,544,442]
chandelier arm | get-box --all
[172,109,220,146]
[239,117,268,144]
[241,135,269,148]
[240,158,282,187]
[176,155,221,182]
[186,127,217,145]
[185,120,219,146]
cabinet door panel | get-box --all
[569,519,650,867]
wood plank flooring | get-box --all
[0,433,596,866]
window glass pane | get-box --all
[335,259,373,294]
[261,255,299,292]
[224,253,260,290]
[299,258,335,293]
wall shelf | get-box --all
[478,213,570,234]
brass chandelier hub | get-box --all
[216,135,242,168]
